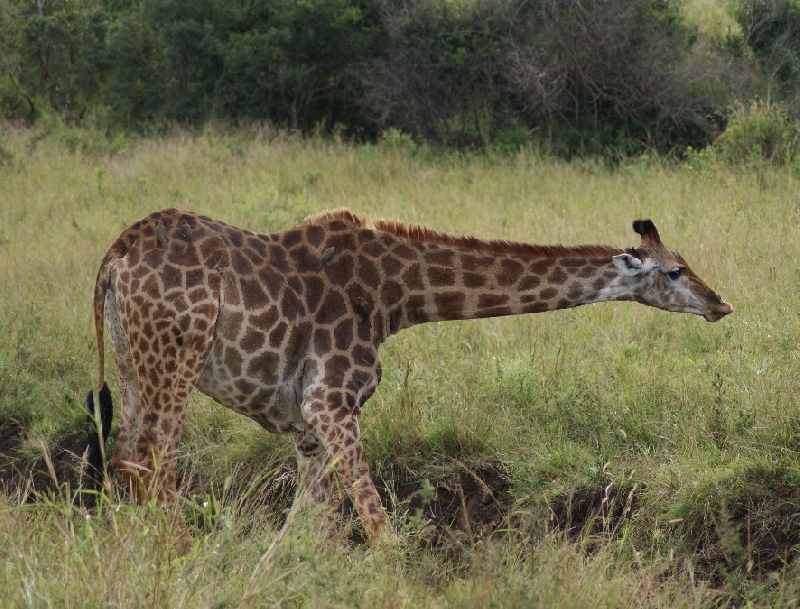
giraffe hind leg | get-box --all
[123,321,217,506]
[103,288,148,499]
[107,279,220,508]
[129,381,193,503]
[294,431,335,505]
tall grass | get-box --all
[1,122,799,605]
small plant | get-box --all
[379,127,417,153]
[708,371,728,449]
[0,142,13,167]
[684,144,718,174]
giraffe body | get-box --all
[89,208,732,538]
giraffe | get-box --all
[86,208,732,539]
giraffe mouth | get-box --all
[703,301,733,322]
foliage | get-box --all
[357,0,738,155]
[358,0,511,147]
[0,0,781,156]
[713,99,800,165]
[0,0,108,122]
[214,0,380,130]
[501,0,727,157]
[734,0,800,111]
[101,3,166,126]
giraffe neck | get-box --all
[379,241,630,337]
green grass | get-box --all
[1,122,799,606]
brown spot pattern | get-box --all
[93,207,666,544]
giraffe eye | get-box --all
[667,268,682,281]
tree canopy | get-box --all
[1,0,797,156]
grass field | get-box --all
[0,123,799,606]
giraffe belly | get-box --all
[195,354,305,435]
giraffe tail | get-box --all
[85,244,122,490]
[86,383,113,487]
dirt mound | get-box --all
[182,459,513,547]
[545,480,640,542]
[358,460,512,546]
[0,421,512,543]
[0,421,93,502]
[4,420,796,580]
[687,479,800,581]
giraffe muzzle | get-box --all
[703,300,733,322]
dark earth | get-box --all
[1,419,797,581]
[0,419,514,547]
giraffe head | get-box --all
[611,220,732,322]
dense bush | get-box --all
[713,100,800,165]
[499,0,732,156]
[0,0,793,157]
[358,0,510,146]
[214,0,380,131]
[2,0,107,122]
[734,0,800,112]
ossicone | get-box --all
[632,219,656,236]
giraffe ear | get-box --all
[613,253,644,277]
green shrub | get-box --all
[714,100,800,165]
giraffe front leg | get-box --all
[302,402,388,539]
[338,440,388,539]
[294,431,335,505]
[293,431,337,538]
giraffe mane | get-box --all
[304,208,622,258]
[372,218,622,259]
[302,208,367,226]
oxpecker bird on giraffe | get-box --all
[85,208,732,540]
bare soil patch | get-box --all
[545,481,640,543]
[3,419,797,580]
[0,421,92,501]
[0,420,512,543]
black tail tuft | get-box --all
[98,382,112,440]
[86,382,113,488]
